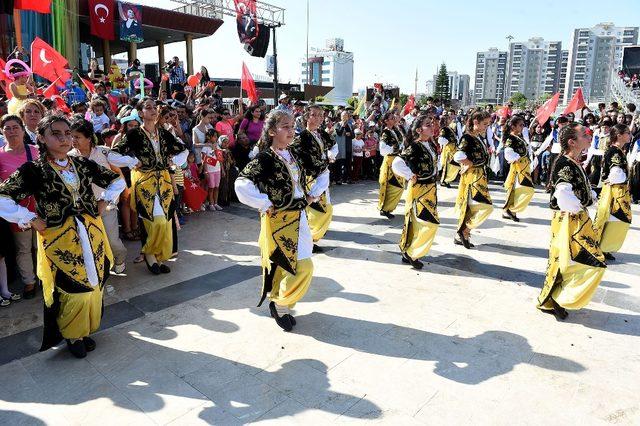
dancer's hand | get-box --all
[265,206,275,217]
[410,175,418,184]
[30,218,47,234]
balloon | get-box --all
[4,59,32,81]
[187,74,200,88]
[133,78,154,89]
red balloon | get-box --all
[187,74,200,88]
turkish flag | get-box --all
[182,177,207,211]
[31,37,71,83]
[402,94,415,116]
[89,0,115,40]
[496,105,512,118]
[562,88,586,115]
[42,77,62,99]
[15,0,52,14]
[52,95,71,114]
[241,62,259,104]
[534,92,560,126]
[79,76,96,94]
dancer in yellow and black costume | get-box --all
[392,115,439,270]
[236,110,326,332]
[290,104,336,253]
[0,116,125,358]
[501,115,535,222]
[453,110,494,249]
[378,111,406,219]
[593,124,633,261]
[109,97,188,275]
[538,123,606,320]
[437,113,460,188]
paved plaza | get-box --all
[0,181,639,425]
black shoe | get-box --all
[603,252,615,261]
[284,314,296,326]
[380,210,395,219]
[402,253,423,269]
[83,337,96,352]
[456,230,472,249]
[312,244,324,253]
[442,182,451,188]
[269,302,293,332]
[335,181,343,185]
[145,258,161,275]
[503,209,520,222]
[159,264,171,273]
[551,300,568,320]
[66,339,87,358]
[23,285,36,300]
[401,253,410,264]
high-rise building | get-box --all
[505,38,562,100]
[433,71,470,106]
[300,38,354,104]
[559,50,569,102]
[474,48,507,104]
[425,80,434,96]
[564,22,639,102]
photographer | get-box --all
[167,56,187,94]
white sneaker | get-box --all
[208,204,217,211]
[214,204,223,211]
[114,263,126,274]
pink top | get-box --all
[0,144,39,180]
[364,138,377,157]
[215,120,235,148]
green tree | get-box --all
[508,92,527,109]
[399,93,409,107]
[434,63,450,104]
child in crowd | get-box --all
[201,130,224,211]
[351,128,365,182]
[363,129,378,180]
[85,99,111,133]
[101,128,118,147]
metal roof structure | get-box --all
[171,0,285,27]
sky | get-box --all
[126,0,639,94]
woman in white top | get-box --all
[235,110,325,332]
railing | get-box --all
[609,71,640,106]
[171,0,285,26]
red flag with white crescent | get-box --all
[183,177,207,211]
[89,0,116,40]
[30,37,71,83]
[42,77,62,99]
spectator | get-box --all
[168,56,187,93]
[276,94,292,113]
[351,128,365,182]
[0,115,38,299]
[201,131,224,211]
[18,99,45,144]
[215,108,236,148]
[85,99,111,133]
[125,58,143,96]
[238,105,265,146]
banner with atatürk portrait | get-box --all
[118,1,143,43]
[233,0,259,45]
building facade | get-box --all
[564,23,639,102]
[433,71,470,106]
[300,38,354,104]
[474,48,507,105]
[505,38,562,101]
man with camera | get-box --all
[167,56,187,94]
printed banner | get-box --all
[233,0,259,44]
[118,1,143,43]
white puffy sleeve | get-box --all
[309,169,330,198]
[391,156,414,181]
[453,151,468,163]
[107,151,139,168]
[608,166,627,184]
[249,145,259,160]
[328,143,339,161]
[379,141,394,156]
[172,149,189,167]
[554,182,582,214]
[98,177,126,203]
[0,196,37,229]
[234,177,273,213]
[437,137,449,148]
[504,147,521,163]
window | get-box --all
[321,78,330,82]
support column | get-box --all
[158,40,165,71]
[128,42,137,63]
[102,39,111,69]
[185,34,193,75]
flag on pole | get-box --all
[562,88,586,115]
[15,0,52,14]
[402,94,415,116]
[241,62,259,104]
[89,0,116,40]
[534,92,560,125]
[389,98,396,112]
[31,37,71,83]
[183,177,208,211]
[79,76,96,94]
[42,77,62,99]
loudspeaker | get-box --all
[244,24,270,58]
[144,64,159,84]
